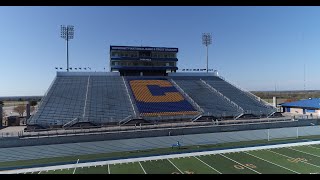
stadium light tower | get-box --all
[60,25,74,72]
[202,33,212,73]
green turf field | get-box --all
[4,134,320,174]
[24,144,320,174]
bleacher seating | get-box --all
[28,76,88,126]
[172,78,242,117]
[85,76,134,123]
[203,76,274,116]
[28,75,134,127]
[28,73,275,129]
[127,78,198,117]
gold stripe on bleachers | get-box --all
[130,80,185,103]
[141,111,199,117]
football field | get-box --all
[22,144,320,174]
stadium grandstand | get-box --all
[26,45,276,130]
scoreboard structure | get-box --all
[110,45,178,76]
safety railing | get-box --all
[219,76,274,110]
[122,76,138,118]
[200,79,244,113]
[170,79,204,113]
[17,116,309,139]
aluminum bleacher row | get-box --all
[27,72,276,129]
[85,76,134,124]
[203,76,274,116]
[171,77,242,117]
[170,76,275,116]
[28,73,134,128]
[28,76,88,126]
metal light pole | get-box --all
[60,25,74,72]
[202,33,212,73]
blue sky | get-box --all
[0,6,320,96]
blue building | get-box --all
[280,98,320,115]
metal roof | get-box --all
[280,98,320,109]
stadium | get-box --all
[26,45,276,129]
[2,45,320,174]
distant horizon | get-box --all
[1,79,320,98]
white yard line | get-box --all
[72,159,79,174]
[193,156,222,174]
[219,154,261,174]
[138,162,147,174]
[267,149,320,169]
[288,147,320,158]
[3,140,320,174]
[167,159,183,174]
[108,164,110,174]
[243,151,300,174]
[307,145,320,151]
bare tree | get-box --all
[31,106,35,113]
[13,105,26,117]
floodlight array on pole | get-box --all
[202,33,212,73]
[60,25,74,72]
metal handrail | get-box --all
[234,113,244,120]
[122,76,138,118]
[192,114,203,122]
[19,117,305,139]
[200,79,244,113]
[219,76,273,109]
[28,76,58,125]
[62,117,79,128]
[82,75,90,119]
[170,79,204,113]
[118,115,133,126]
